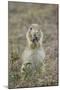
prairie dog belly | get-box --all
[22,47,45,70]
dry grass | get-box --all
[8,2,58,89]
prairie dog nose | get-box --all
[32,34,38,42]
[34,34,38,39]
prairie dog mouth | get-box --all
[32,36,39,43]
[31,32,40,43]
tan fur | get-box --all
[21,24,45,77]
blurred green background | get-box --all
[8,2,58,89]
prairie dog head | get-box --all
[26,24,43,49]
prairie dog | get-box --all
[21,24,45,75]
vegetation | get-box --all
[8,2,58,89]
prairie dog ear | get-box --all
[26,29,30,39]
[26,26,32,40]
[40,30,43,39]
[26,29,31,44]
[39,30,43,46]
[26,30,29,40]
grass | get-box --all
[8,2,58,89]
